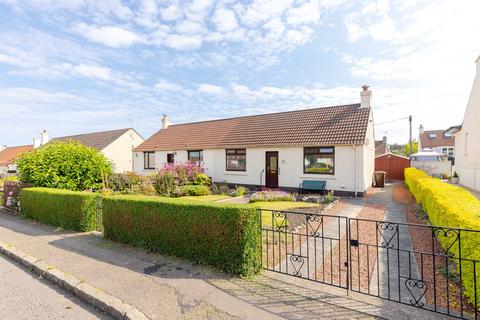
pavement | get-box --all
[0,194,453,320]
[0,254,110,320]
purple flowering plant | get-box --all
[158,161,205,185]
[249,190,295,203]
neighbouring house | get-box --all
[410,149,451,177]
[375,136,389,156]
[418,124,455,162]
[134,86,375,197]
[52,128,144,173]
[0,145,33,177]
[447,55,480,191]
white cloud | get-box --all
[160,3,183,21]
[197,83,224,94]
[241,0,293,26]
[154,79,182,91]
[164,34,202,50]
[287,1,320,26]
[73,23,144,48]
[212,7,239,33]
[175,20,206,35]
[70,63,112,81]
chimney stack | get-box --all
[360,85,372,108]
[419,124,424,134]
[33,137,40,148]
[161,115,171,129]
[382,136,387,144]
[40,130,49,146]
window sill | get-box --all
[223,171,248,176]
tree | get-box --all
[397,141,418,157]
[16,141,112,191]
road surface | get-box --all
[0,255,110,319]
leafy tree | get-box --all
[16,141,112,191]
[401,141,418,156]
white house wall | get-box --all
[101,129,145,173]
[134,144,373,195]
[454,57,480,191]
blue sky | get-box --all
[0,0,479,146]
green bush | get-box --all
[193,173,211,186]
[103,196,261,276]
[234,185,248,197]
[250,190,295,202]
[180,185,210,196]
[108,172,141,194]
[20,187,101,231]
[16,141,112,191]
[212,181,230,195]
[153,172,176,196]
[405,167,480,308]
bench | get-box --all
[299,180,326,194]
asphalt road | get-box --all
[0,255,111,320]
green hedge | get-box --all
[103,195,261,276]
[405,168,480,308]
[20,188,101,232]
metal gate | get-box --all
[260,209,480,319]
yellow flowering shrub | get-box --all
[405,167,480,308]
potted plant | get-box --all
[451,171,459,184]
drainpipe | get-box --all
[352,145,359,197]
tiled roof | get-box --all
[375,140,389,156]
[52,128,132,150]
[0,145,33,166]
[135,104,371,151]
[419,130,455,148]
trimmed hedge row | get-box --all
[404,168,480,308]
[103,195,261,276]
[20,188,100,232]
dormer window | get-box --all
[444,132,452,138]
[428,133,437,139]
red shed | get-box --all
[375,153,410,180]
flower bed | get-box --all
[250,190,295,202]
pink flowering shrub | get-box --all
[158,162,205,186]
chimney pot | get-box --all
[360,85,372,108]
[419,124,424,134]
[382,136,387,144]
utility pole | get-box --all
[409,115,413,157]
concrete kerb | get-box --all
[0,241,149,320]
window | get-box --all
[428,133,437,139]
[144,151,155,169]
[167,153,175,164]
[304,147,335,174]
[188,150,203,163]
[444,132,452,138]
[226,149,246,171]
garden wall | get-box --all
[103,196,261,276]
[404,167,480,308]
[20,188,101,232]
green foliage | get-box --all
[405,167,480,308]
[212,181,230,195]
[20,187,101,231]
[234,185,248,197]
[180,185,210,196]
[394,141,418,157]
[153,172,176,196]
[193,173,211,186]
[108,172,141,194]
[103,196,261,276]
[323,190,334,204]
[16,141,112,191]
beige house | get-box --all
[134,86,375,197]
[448,56,480,191]
[53,128,144,173]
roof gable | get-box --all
[52,128,132,150]
[136,104,371,151]
[0,145,33,165]
[419,129,455,148]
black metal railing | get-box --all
[260,209,480,320]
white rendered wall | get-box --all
[101,129,144,173]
